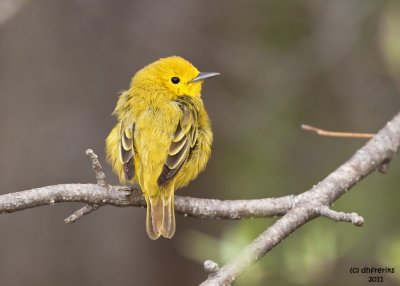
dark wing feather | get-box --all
[157,100,198,186]
[119,122,136,180]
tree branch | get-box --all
[200,111,400,285]
[0,184,294,219]
[201,207,317,286]
[0,111,399,286]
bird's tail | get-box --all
[145,187,175,240]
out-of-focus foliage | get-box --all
[381,1,400,84]
[0,0,400,285]
[377,236,400,283]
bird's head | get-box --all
[132,56,219,98]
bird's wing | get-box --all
[157,100,198,186]
[119,121,136,181]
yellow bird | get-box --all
[105,56,218,239]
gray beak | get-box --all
[190,72,220,83]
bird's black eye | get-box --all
[171,77,180,84]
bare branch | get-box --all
[302,124,374,138]
[201,206,318,286]
[86,149,109,188]
[318,206,364,226]
[201,112,400,285]
[174,195,294,219]
[0,112,399,286]
[64,204,100,224]
[0,184,293,220]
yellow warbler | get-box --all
[106,56,218,239]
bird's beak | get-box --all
[190,72,220,83]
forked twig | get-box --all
[64,149,110,223]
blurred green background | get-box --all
[1,0,400,285]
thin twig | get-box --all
[64,149,110,223]
[301,124,374,138]
[64,204,100,223]
[318,206,364,226]
[85,149,109,188]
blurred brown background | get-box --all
[1,0,400,285]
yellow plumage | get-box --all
[105,56,217,239]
